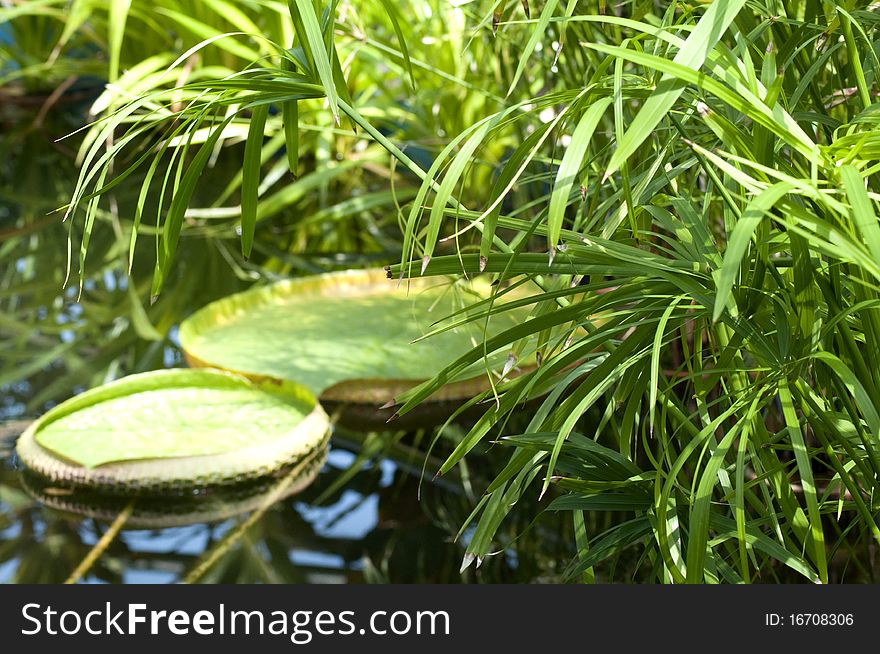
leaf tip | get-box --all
[502,352,517,377]
[460,552,476,573]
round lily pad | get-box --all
[15,369,330,494]
[179,269,534,428]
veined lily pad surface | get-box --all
[15,369,330,492]
[180,269,531,403]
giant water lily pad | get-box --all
[16,369,330,493]
[179,269,534,427]
[20,447,326,529]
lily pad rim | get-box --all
[179,267,537,404]
[16,367,329,477]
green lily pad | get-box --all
[179,269,531,399]
[15,369,330,492]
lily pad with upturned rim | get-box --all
[179,269,537,428]
[19,446,327,529]
[15,368,330,494]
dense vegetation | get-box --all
[4,0,880,583]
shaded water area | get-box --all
[0,99,572,584]
[1,421,523,584]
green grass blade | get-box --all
[649,296,685,435]
[376,0,415,89]
[108,0,132,82]
[686,423,742,582]
[289,0,340,122]
[282,99,299,175]
[603,0,747,178]
[240,103,269,260]
[778,378,827,583]
[713,182,794,322]
[547,97,611,248]
[840,165,880,264]
[423,119,494,265]
[507,0,559,96]
[153,113,237,297]
[155,9,261,62]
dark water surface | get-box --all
[0,421,491,583]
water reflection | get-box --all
[2,422,566,583]
[18,451,328,530]
[0,104,574,585]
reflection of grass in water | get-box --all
[183,454,320,584]
[4,401,582,584]
[64,501,134,584]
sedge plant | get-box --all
[45,0,880,582]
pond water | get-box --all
[0,421,496,583]
[0,101,569,584]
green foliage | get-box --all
[387,0,880,583]
[6,0,880,583]
[0,0,291,92]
